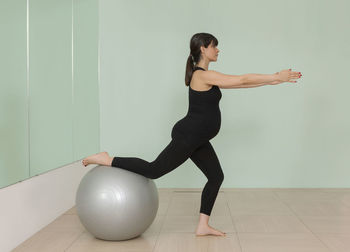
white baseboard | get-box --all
[0,160,95,252]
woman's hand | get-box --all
[268,73,284,85]
[275,69,302,84]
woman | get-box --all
[82,33,302,237]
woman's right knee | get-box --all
[209,171,224,185]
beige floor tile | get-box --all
[157,201,170,215]
[299,215,350,234]
[274,190,343,201]
[161,214,236,233]
[17,189,350,251]
[143,214,166,235]
[233,215,312,233]
[324,191,350,207]
[13,230,83,252]
[228,199,294,215]
[284,200,350,216]
[153,233,209,252]
[321,188,350,193]
[238,233,330,252]
[65,206,77,215]
[160,215,198,233]
[316,234,350,252]
[225,190,280,201]
[154,232,243,252]
[341,197,350,207]
[207,232,242,252]
[157,196,173,216]
[158,189,174,203]
[167,199,201,215]
[66,231,156,252]
[42,214,86,232]
[171,192,201,202]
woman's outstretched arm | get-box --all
[201,69,301,89]
[231,82,272,88]
[232,73,283,88]
[232,70,301,88]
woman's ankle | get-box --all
[198,213,210,225]
[108,156,114,166]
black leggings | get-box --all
[111,138,224,216]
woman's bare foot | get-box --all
[195,223,226,237]
[82,151,114,167]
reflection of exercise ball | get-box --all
[75,165,159,241]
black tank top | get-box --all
[172,66,222,143]
[189,66,222,111]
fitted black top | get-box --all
[171,66,222,143]
[188,66,222,114]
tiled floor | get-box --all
[13,188,350,252]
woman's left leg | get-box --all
[190,140,226,236]
[111,138,197,179]
[190,140,224,216]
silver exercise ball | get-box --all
[75,165,159,241]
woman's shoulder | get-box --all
[190,70,212,91]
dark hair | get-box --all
[185,32,218,86]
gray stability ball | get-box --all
[75,165,159,241]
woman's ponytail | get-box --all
[185,54,195,86]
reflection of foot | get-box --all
[82,151,113,167]
[195,224,226,237]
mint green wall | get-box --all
[29,0,73,175]
[72,0,99,163]
[99,0,350,188]
[0,0,99,189]
[0,0,28,188]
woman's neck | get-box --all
[195,63,209,71]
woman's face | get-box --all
[202,42,220,62]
